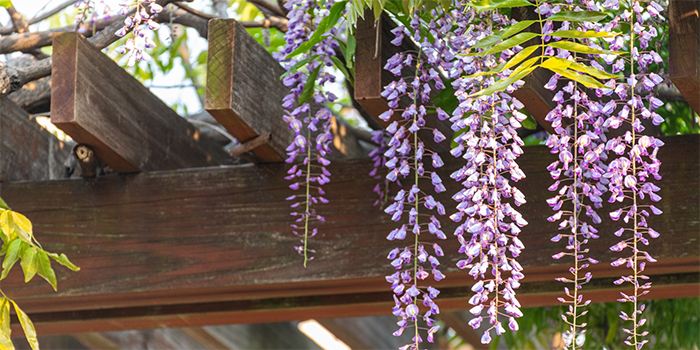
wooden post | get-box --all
[205,19,294,163]
[669,0,700,115]
[355,10,453,153]
[51,32,230,173]
[0,98,70,182]
[0,135,696,335]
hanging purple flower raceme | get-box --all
[448,8,528,344]
[540,3,617,347]
[369,130,393,208]
[113,0,163,67]
[596,0,665,347]
[382,11,450,350]
[278,0,340,267]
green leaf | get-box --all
[10,212,32,243]
[473,29,506,49]
[1,239,22,280]
[0,298,12,350]
[540,57,574,71]
[37,250,57,291]
[0,211,9,240]
[549,67,606,89]
[20,246,37,283]
[286,1,348,59]
[502,46,538,71]
[547,41,622,55]
[510,56,539,75]
[372,0,385,23]
[298,65,320,105]
[280,56,315,78]
[501,20,536,40]
[330,56,354,87]
[0,198,8,210]
[47,252,79,271]
[546,11,608,22]
[472,66,536,97]
[345,34,356,67]
[551,30,619,38]
[521,113,538,130]
[11,301,38,350]
[484,32,538,55]
[568,59,621,79]
[469,0,533,11]
[0,1,12,9]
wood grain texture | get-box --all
[205,19,293,162]
[51,32,230,173]
[354,10,453,153]
[669,0,700,115]
[0,98,70,182]
[0,135,696,334]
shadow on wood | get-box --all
[669,0,700,115]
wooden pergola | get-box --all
[0,1,698,348]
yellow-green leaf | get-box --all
[568,60,622,79]
[502,46,538,71]
[1,239,22,280]
[298,65,321,105]
[9,212,32,242]
[547,10,607,22]
[36,250,57,291]
[547,41,622,55]
[372,0,384,23]
[510,56,539,75]
[551,30,619,38]
[541,57,574,71]
[0,211,9,239]
[20,246,38,283]
[469,0,533,11]
[0,198,9,210]
[47,253,80,271]
[501,20,536,40]
[0,1,13,9]
[473,29,505,49]
[484,32,539,55]
[471,66,536,97]
[549,67,606,89]
[11,301,38,350]
[0,298,12,350]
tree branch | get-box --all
[28,0,80,26]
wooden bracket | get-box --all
[51,32,230,173]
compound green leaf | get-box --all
[47,252,79,271]
[11,301,37,350]
[502,46,538,71]
[551,30,619,38]
[550,67,606,89]
[502,20,536,40]
[546,11,607,22]
[473,29,505,49]
[1,239,22,280]
[472,66,536,97]
[547,41,622,55]
[20,246,37,283]
[469,0,533,11]
[37,250,57,291]
[484,32,538,55]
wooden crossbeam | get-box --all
[205,19,294,162]
[355,11,453,153]
[669,0,700,115]
[0,135,696,335]
[0,98,70,182]
[50,32,230,173]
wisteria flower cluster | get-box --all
[382,11,451,349]
[279,0,339,267]
[369,130,393,208]
[73,0,115,29]
[114,0,163,66]
[446,7,530,344]
[598,0,665,347]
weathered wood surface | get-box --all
[0,135,696,334]
[51,32,230,173]
[355,11,453,153]
[669,0,700,115]
[0,98,70,182]
[205,19,294,162]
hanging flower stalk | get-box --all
[369,130,392,208]
[449,8,528,344]
[279,0,343,266]
[113,0,163,66]
[382,11,449,349]
[600,0,665,347]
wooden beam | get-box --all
[0,135,696,334]
[205,19,294,163]
[438,312,485,350]
[354,11,453,153]
[203,323,322,349]
[669,0,700,115]
[51,32,230,173]
[317,316,414,349]
[0,98,70,182]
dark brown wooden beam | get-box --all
[50,32,230,173]
[205,19,294,163]
[0,135,696,335]
[669,0,700,115]
[0,98,71,182]
[355,11,453,153]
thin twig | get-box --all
[247,0,286,17]
[28,0,80,25]
[173,1,217,20]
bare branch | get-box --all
[28,0,81,26]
